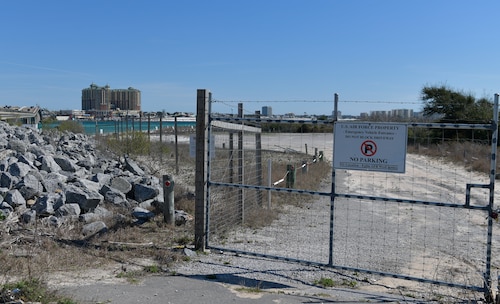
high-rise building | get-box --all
[262,106,272,116]
[82,83,141,115]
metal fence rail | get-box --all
[195,90,500,301]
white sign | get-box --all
[334,122,407,173]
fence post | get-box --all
[267,159,272,209]
[195,89,210,250]
[160,115,163,161]
[162,174,175,225]
[147,114,151,141]
[255,110,263,206]
[174,116,179,174]
[286,164,295,188]
[229,133,234,183]
[238,103,244,223]
[159,114,163,144]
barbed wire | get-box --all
[212,99,423,104]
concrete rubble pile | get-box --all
[0,122,189,238]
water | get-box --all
[41,120,196,135]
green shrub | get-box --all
[314,277,335,287]
[104,131,152,156]
[58,120,85,133]
[144,265,160,273]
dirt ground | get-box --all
[2,132,499,303]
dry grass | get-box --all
[408,141,495,174]
[242,151,332,229]
[0,209,193,284]
[6,131,490,292]
[2,128,495,302]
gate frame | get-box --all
[195,89,500,301]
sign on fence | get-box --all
[333,122,407,173]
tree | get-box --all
[421,85,493,123]
[421,85,493,143]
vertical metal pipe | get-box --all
[205,92,212,249]
[486,93,499,300]
[238,103,244,223]
[255,110,263,206]
[329,93,339,266]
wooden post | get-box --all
[175,116,179,174]
[162,174,175,225]
[195,89,210,250]
[159,115,163,161]
[126,116,129,133]
[267,159,272,209]
[147,114,151,141]
[286,164,295,188]
[159,115,163,144]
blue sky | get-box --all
[1,1,499,116]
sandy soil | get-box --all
[6,132,495,302]
[196,132,500,301]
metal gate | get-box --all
[194,89,500,300]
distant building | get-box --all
[368,108,414,121]
[370,110,389,120]
[391,109,413,119]
[262,106,272,116]
[332,110,342,119]
[56,109,88,120]
[81,83,141,117]
[0,106,41,127]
